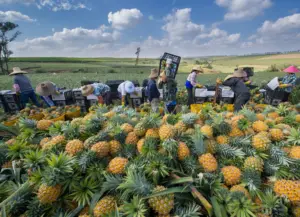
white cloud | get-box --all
[0,0,89,11]
[162,8,205,41]
[0,11,36,22]
[216,0,272,20]
[108,8,143,30]
[198,28,227,39]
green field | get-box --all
[1,54,299,90]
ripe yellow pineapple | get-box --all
[274,179,300,203]
[71,117,83,126]
[244,156,263,172]
[121,123,134,133]
[103,111,116,119]
[2,161,12,168]
[221,166,241,186]
[252,120,269,133]
[37,120,53,130]
[148,186,174,215]
[91,141,110,157]
[289,146,300,159]
[252,134,270,151]
[51,135,66,145]
[269,128,284,141]
[293,206,300,217]
[275,117,284,124]
[216,135,229,145]
[65,139,84,156]
[267,112,279,119]
[230,185,251,199]
[137,138,145,154]
[40,137,51,147]
[109,140,121,155]
[174,121,187,132]
[244,128,255,136]
[146,128,159,139]
[108,157,128,174]
[177,142,190,161]
[159,125,175,140]
[93,196,116,217]
[125,132,139,145]
[296,114,300,123]
[198,153,218,172]
[37,184,61,204]
[256,113,265,121]
[200,125,213,138]
[229,127,244,137]
[185,128,195,135]
[134,123,146,137]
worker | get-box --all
[279,65,300,102]
[158,70,177,114]
[36,81,60,107]
[185,65,204,106]
[147,68,160,112]
[223,68,250,112]
[10,67,40,108]
[81,83,112,105]
[118,81,135,106]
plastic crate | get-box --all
[54,100,67,107]
[6,102,19,111]
[75,99,86,107]
[220,97,234,104]
[106,80,124,100]
[72,88,85,100]
[88,100,98,107]
[131,98,142,108]
[52,90,73,104]
[264,87,285,105]
[195,97,206,104]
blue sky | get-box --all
[0,0,299,57]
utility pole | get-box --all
[135,47,140,66]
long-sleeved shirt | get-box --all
[13,74,33,93]
[92,83,111,96]
[282,73,297,93]
[147,79,160,102]
[223,77,249,95]
[187,71,197,86]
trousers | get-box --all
[186,88,194,106]
[150,98,159,112]
[234,92,250,112]
[20,91,40,108]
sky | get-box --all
[0,0,300,57]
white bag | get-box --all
[267,77,279,90]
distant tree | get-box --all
[0,22,21,74]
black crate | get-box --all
[264,87,285,105]
[73,89,85,100]
[131,98,143,108]
[220,97,234,104]
[207,96,215,102]
[106,80,124,100]
[6,102,19,111]
[131,80,140,87]
[195,97,206,104]
[52,90,73,104]
[80,106,87,113]
[2,94,16,103]
[54,100,67,107]
[75,99,86,107]
[88,100,98,107]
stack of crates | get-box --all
[219,86,235,104]
[206,86,216,102]
[194,88,207,104]
[72,88,87,112]
[130,87,144,108]
[264,87,285,106]
[0,90,20,113]
[106,80,124,100]
[86,94,98,107]
[52,89,73,107]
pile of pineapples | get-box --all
[0,103,300,217]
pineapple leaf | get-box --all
[216,144,245,159]
[174,202,202,217]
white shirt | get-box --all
[118,81,131,96]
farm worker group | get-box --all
[81,83,112,105]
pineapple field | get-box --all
[0,102,300,217]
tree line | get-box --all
[0,22,21,74]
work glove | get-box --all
[195,84,203,88]
[244,81,251,85]
[216,78,223,84]
[279,84,289,88]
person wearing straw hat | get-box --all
[81,83,111,105]
[118,81,136,106]
[223,68,250,112]
[279,65,300,102]
[36,81,60,107]
[147,68,160,112]
[185,65,204,107]
[10,67,40,108]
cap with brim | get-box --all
[81,85,94,96]
[125,81,135,94]
[36,82,56,96]
[283,65,300,73]
[9,67,28,76]
[149,68,159,79]
[225,68,247,81]
[192,65,204,73]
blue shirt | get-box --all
[92,83,110,96]
[282,74,297,93]
[13,74,33,93]
[147,79,160,102]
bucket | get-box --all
[66,109,81,120]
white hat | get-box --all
[166,58,172,64]
[125,81,135,94]
[9,67,28,76]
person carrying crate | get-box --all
[223,69,250,112]
[147,68,160,112]
[279,65,300,102]
[185,65,204,107]
[81,83,112,105]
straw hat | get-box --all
[192,65,204,73]
[81,85,94,96]
[9,67,28,76]
[149,68,159,79]
[125,81,135,94]
[225,68,247,81]
[283,65,300,73]
[36,82,56,96]
[166,58,172,64]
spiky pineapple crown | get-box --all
[181,113,199,126]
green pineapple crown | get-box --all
[181,113,199,126]
[240,107,257,123]
[287,128,300,145]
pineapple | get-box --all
[134,122,146,137]
[159,125,175,140]
[109,140,121,155]
[121,123,134,133]
[108,157,128,174]
[2,161,12,168]
[40,137,50,147]
[185,128,195,135]
[145,128,159,139]
[269,128,284,141]
[244,156,263,172]
[181,113,199,127]
[267,112,279,119]
[289,146,300,159]
[198,153,218,172]
[293,206,300,217]
[205,139,217,154]
[125,132,139,145]
[252,134,270,151]
[148,186,174,215]
[70,117,83,126]
[103,111,116,119]
[37,120,53,130]
[216,135,229,145]
[229,127,244,137]
[137,138,145,154]
[274,179,300,203]
[65,139,84,156]
[200,125,213,138]
[221,166,241,186]
[177,142,190,161]
[174,121,187,133]
[230,185,251,199]
[256,113,265,121]
[296,114,300,123]
[51,135,66,145]
[252,120,269,133]
[37,184,61,204]
[91,141,110,158]
[93,196,117,217]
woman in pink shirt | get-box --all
[185,66,203,106]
